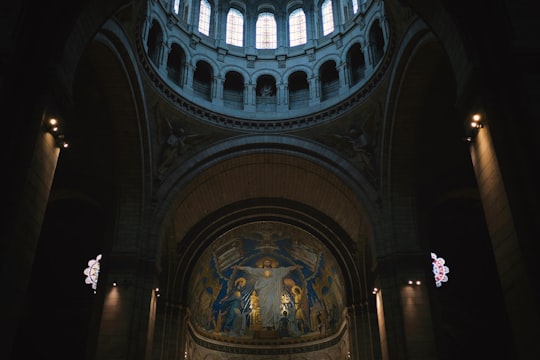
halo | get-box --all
[255,257,279,268]
[235,277,247,288]
[292,285,302,295]
[283,278,296,287]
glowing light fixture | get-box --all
[45,116,70,149]
[431,252,449,287]
[464,113,484,142]
[83,254,102,293]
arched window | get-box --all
[347,43,365,86]
[198,0,211,36]
[193,60,213,101]
[320,60,339,101]
[321,0,334,36]
[288,71,309,109]
[256,75,276,111]
[256,12,277,49]
[289,8,307,47]
[369,19,385,65]
[147,20,163,66]
[352,0,359,14]
[223,71,244,109]
[226,8,244,47]
[167,43,186,87]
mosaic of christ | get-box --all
[188,222,346,341]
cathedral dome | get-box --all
[141,0,390,130]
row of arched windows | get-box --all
[145,1,387,116]
[198,62,337,111]
[159,42,375,110]
[171,0,366,48]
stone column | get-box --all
[213,75,224,105]
[375,254,437,360]
[0,115,60,359]
[184,62,195,92]
[93,255,158,360]
[365,41,375,70]
[152,301,188,360]
[309,75,320,105]
[338,60,348,94]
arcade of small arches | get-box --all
[142,0,389,121]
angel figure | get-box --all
[318,127,377,182]
[156,117,209,180]
[157,125,188,179]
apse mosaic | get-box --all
[188,222,346,341]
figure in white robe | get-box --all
[234,259,300,329]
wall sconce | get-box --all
[464,113,484,142]
[45,117,70,149]
[110,279,135,287]
[407,280,421,286]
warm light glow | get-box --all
[112,281,118,287]
[407,279,421,286]
[45,116,70,149]
[470,114,484,129]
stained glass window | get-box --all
[256,12,277,49]
[352,0,359,14]
[198,0,211,36]
[321,0,334,36]
[226,8,244,46]
[431,252,449,287]
[289,8,307,47]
